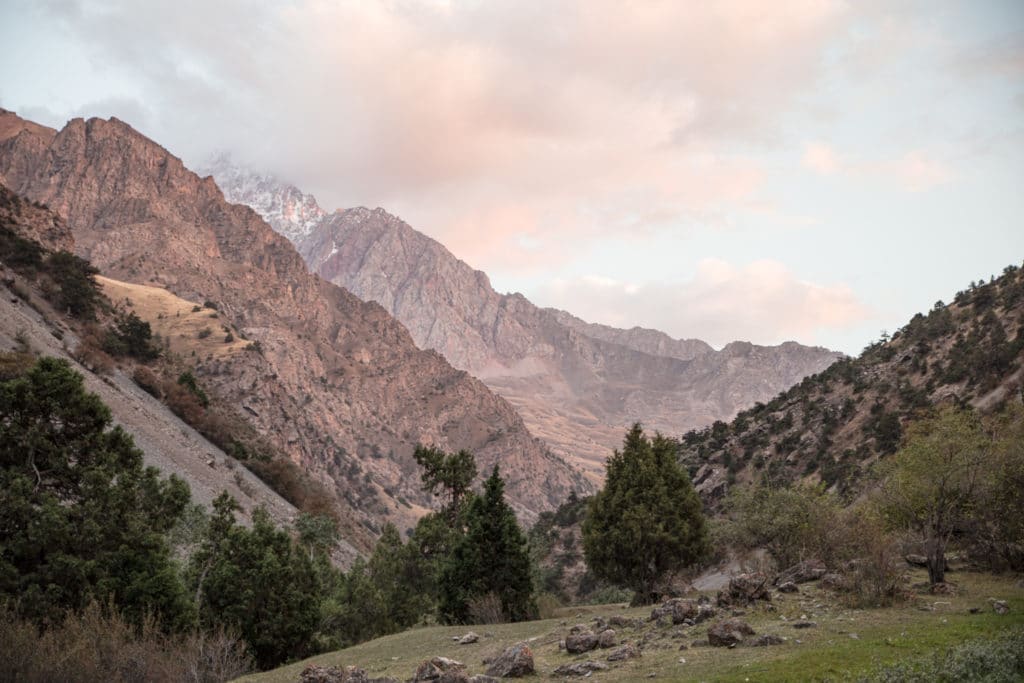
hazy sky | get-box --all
[2,1,1022,354]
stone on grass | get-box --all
[565,631,599,654]
[484,642,534,678]
[299,664,398,683]
[793,621,817,629]
[751,634,784,647]
[597,629,617,648]
[707,618,755,647]
[455,632,480,645]
[413,656,466,682]
[717,573,771,607]
[777,581,799,594]
[552,661,609,677]
[607,644,641,662]
[992,600,1010,615]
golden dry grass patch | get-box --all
[96,275,250,358]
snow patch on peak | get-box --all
[202,155,327,244]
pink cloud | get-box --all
[535,258,872,348]
[802,142,953,191]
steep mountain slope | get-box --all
[0,110,591,531]
[209,164,841,477]
[0,183,339,554]
[679,264,1024,503]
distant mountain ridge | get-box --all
[208,161,842,477]
[0,110,590,537]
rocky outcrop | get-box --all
[0,110,591,538]
[211,163,842,479]
[483,642,534,678]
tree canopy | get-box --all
[582,424,709,605]
[0,357,192,628]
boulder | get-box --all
[565,631,599,654]
[793,621,817,629]
[776,560,827,585]
[484,642,534,678]
[597,629,617,648]
[717,573,771,607]
[993,600,1010,615]
[707,618,755,647]
[819,573,846,591]
[413,657,467,682]
[457,632,480,645]
[552,661,609,677]
[606,644,641,662]
[777,582,799,594]
[299,665,398,683]
[751,634,784,647]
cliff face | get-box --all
[0,110,591,530]
[210,164,842,479]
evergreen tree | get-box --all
[439,466,536,623]
[413,445,476,519]
[189,493,320,669]
[0,357,192,628]
[582,424,710,605]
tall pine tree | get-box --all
[439,466,536,623]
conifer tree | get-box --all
[440,466,536,623]
[582,424,709,605]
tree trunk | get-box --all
[926,538,945,585]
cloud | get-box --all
[802,142,952,191]
[534,258,871,348]
[18,0,850,270]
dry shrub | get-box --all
[831,505,907,608]
[536,592,563,620]
[0,602,252,683]
[245,457,337,518]
[467,593,506,625]
[73,330,114,375]
[132,365,162,399]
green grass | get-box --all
[238,571,1024,683]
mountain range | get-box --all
[207,158,842,479]
[0,110,588,536]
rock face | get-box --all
[210,163,842,480]
[0,110,591,538]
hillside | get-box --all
[208,161,841,478]
[679,264,1024,503]
[0,110,592,535]
[0,184,326,548]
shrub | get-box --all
[132,366,163,398]
[466,592,505,625]
[862,628,1024,682]
[197,327,213,340]
[0,602,252,683]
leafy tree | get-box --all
[582,424,709,605]
[878,407,987,585]
[189,493,320,669]
[413,445,477,518]
[0,357,192,628]
[439,466,536,623]
[44,251,101,319]
[105,310,161,360]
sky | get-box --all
[1,1,1022,354]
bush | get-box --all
[0,602,252,683]
[862,628,1024,682]
[197,327,213,340]
[466,593,505,625]
[132,366,163,398]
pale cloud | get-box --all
[535,258,871,348]
[802,142,952,191]
[15,0,850,271]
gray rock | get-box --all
[457,632,480,645]
[597,629,617,648]
[552,661,609,677]
[707,618,755,647]
[793,621,817,629]
[484,642,534,678]
[565,631,599,654]
[717,573,771,607]
[751,634,784,647]
[993,600,1010,615]
[777,581,799,594]
[607,643,641,662]
[412,656,466,682]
